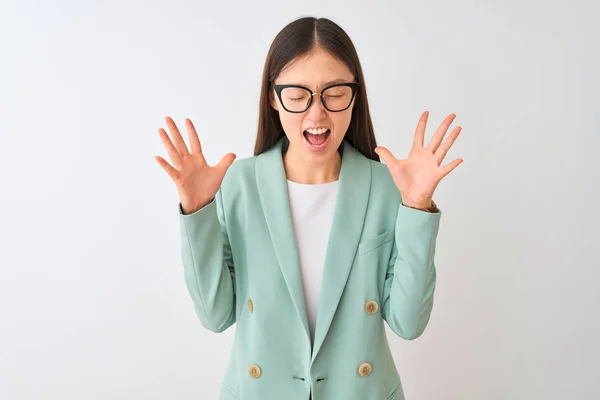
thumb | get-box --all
[215,153,237,175]
[374,146,396,166]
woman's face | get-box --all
[270,48,356,161]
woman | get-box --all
[155,16,462,400]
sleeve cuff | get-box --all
[396,203,442,239]
[178,198,216,218]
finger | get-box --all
[164,116,191,156]
[412,110,429,148]
[374,146,397,166]
[427,113,456,153]
[434,126,462,165]
[158,127,183,168]
[439,158,463,178]
[155,155,180,181]
[215,153,237,176]
[185,118,205,162]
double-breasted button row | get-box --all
[246,299,374,380]
[365,300,378,314]
[249,363,371,379]
[361,302,376,377]
[246,299,258,378]
[248,364,261,378]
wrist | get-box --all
[402,199,438,213]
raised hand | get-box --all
[155,116,236,215]
[374,111,463,210]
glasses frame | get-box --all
[272,81,360,113]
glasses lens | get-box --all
[322,85,354,111]
[280,87,311,112]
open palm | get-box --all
[155,116,236,214]
[374,111,463,210]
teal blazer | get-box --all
[178,136,441,400]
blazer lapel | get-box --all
[309,139,370,365]
[256,137,311,343]
[255,136,371,363]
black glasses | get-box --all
[272,82,360,113]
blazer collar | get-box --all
[255,135,371,364]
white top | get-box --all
[286,178,339,347]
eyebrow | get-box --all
[280,78,353,88]
[322,78,350,86]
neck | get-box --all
[282,142,342,184]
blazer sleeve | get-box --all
[178,187,236,333]
[380,204,441,340]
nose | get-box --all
[306,92,327,115]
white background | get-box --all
[1,0,598,399]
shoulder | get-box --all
[220,154,257,193]
[367,159,402,205]
[368,158,390,180]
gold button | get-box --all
[248,364,261,378]
[358,362,372,377]
[365,300,378,314]
[248,299,253,313]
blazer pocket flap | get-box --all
[358,230,395,255]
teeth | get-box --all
[305,128,329,135]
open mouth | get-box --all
[303,129,331,147]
